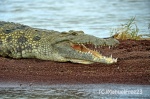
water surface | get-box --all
[0,0,150,37]
[0,83,150,99]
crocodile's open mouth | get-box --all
[70,43,102,58]
[70,42,117,64]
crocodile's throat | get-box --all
[70,42,117,64]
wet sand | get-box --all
[0,40,150,85]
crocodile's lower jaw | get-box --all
[70,59,94,64]
[70,42,117,64]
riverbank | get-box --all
[0,40,150,85]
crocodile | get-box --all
[0,21,119,64]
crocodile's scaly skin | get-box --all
[0,21,119,64]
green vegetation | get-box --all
[110,17,149,40]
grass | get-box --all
[110,17,149,40]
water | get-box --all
[0,0,150,98]
[0,0,150,38]
[0,83,150,99]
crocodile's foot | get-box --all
[69,42,118,64]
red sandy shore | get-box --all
[0,40,150,85]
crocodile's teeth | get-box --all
[116,58,118,61]
[110,54,112,58]
[114,58,118,62]
[88,51,90,54]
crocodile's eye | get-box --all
[60,31,78,36]
[69,30,78,35]
[34,29,38,31]
[71,31,84,35]
[71,32,78,35]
